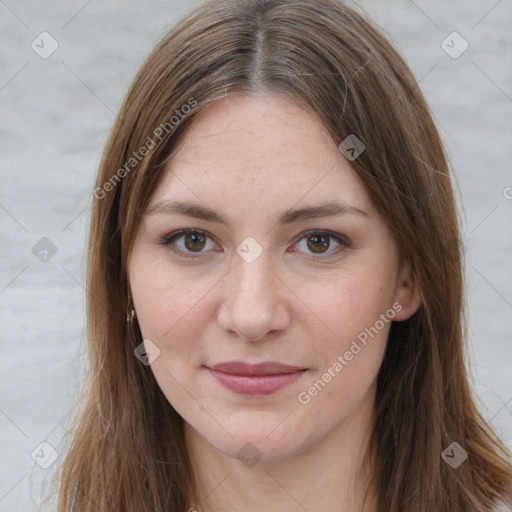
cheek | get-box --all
[301,264,396,344]
[294,261,396,395]
[296,282,391,427]
[129,256,213,350]
[129,260,214,410]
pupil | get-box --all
[309,234,329,253]
[185,233,205,251]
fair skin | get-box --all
[127,92,420,512]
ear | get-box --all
[392,259,421,321]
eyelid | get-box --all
[160,228,351,259]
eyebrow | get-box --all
[145,199,369,228]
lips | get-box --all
[207,360,307,395]
[210,361,304,375]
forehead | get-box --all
[148,92,374,219]
[168,93,336,176]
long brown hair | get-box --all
[43,0,512,510]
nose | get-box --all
[217,249,291,342]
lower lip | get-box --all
[208,368,306,396]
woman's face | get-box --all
[127,93,419,464]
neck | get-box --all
[185,383,378,512]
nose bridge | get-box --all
[217,244,290,341]
[231,234,276,299]
[233,250,273,301]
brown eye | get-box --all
[183,232,207,252]
[161,229,216,259]
[161,228,350,260]
[306,233,331,254]
[293,230,350,259]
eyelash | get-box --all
[159,228,351,260]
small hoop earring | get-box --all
[126,308,135,323]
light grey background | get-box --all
[0,0,511,510]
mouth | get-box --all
[206,361,307,396]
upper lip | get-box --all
[209,361,305,376]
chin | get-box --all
[219,435,303,466]
[193,414,317,467]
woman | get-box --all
[46,0,512,510]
